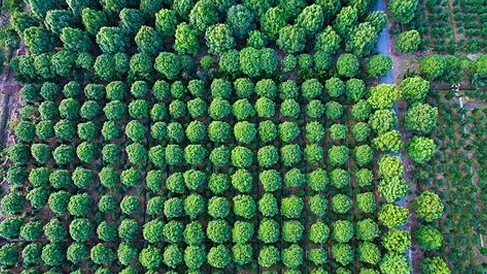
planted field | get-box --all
[395,0,487,53]
[412,90,487,273]
[0,0,450,273]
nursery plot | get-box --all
[0,0,416,273]
[412,90,487,273]
[401,0,487,53]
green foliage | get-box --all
[378,203,409,228]
[277,25,305,54]
[404,103,438,134]
[421,256,450,274]
[395,30,421,53]
[206,24,235,54]
[356,218,380,241]
[414,225,443,251]
[367,54,393,77]
[227,5,255,39]
[380,252,411,274]
[258,218,279,243]
[382,228,411,253]
[388,0,418,24]
[332,243,353,266]
[407,136,436,164]
[399,76,429,103]
[337,53,359,77]
[411,191,444,223]
[309,221,330,243]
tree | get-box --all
[328,145,349,166]
[399,76,429,103]
[8,143,30,164]
[155,9,177,37]
[358,242,381,265]
[296,4,324,36]
[118,8,144,34]
[184,245,206,270]
[135,26,163,55]
[378,177,408,203]
[369,109,397,134]
[242,0,272,16]
[41,243,65,266]
[407,136,436,164]
[378,155,403,178]
[277,25,305,54]
[15,121,35,142]
[208,196,230,218]
[91,243,114,265]
[226,4,255,39]
[236,47,260,77]
[117,242,138,266]
[379,252,411,274]
[419,55,446,81]
[366,10,388,32]
[260,7,287,40]
[411,191,444,222]
[404,103,438,134]
[174,22,200,55]
[206,219,231,243]
[281,195,304,218]
[414,225,443,251]
[96,27,128,54]
[333,6,358,39]
[232,243,252,265]
[119,219,140,241]
[41,10,72,34]
[247,30,267,48]
[282,244,303,268]
[139,246,162,269]
[337,53,359,77]
[184,221,205,245]
[282,220,304,243]
[48,190,70,215]
[22,242,42,265]
[356,218,380,241]
[258,245,279,268]
[23,27,56,54]
[208,245,230,269]
[154,52,180,80]
[308,194,328,216]
[233,194,256,219]
[68,193,92,217]
[368,84,398,109]
[388,0,418,24]
[421,256,450,274]
[346,22,378,57]
[205,24,235,54]
[382,228,411,253]
[163,244,183,268]
[69,218,93,242]
[315,26,341,54]
[373,130,403,152]
[309,221,330,243]
[0,243,18,266]
[395,30,421,53]
[378,203,409,228]
[258,218,279,243]
[189,0,218,32]
[60,27,92,52]
[211,78,232,99]
[97,221,117,242]
[332,243,353,266]
[0,217,23,240]
[230,221,253,245]
[367,54,392,77]
[257,145,278,167]
[98,194,117,213]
